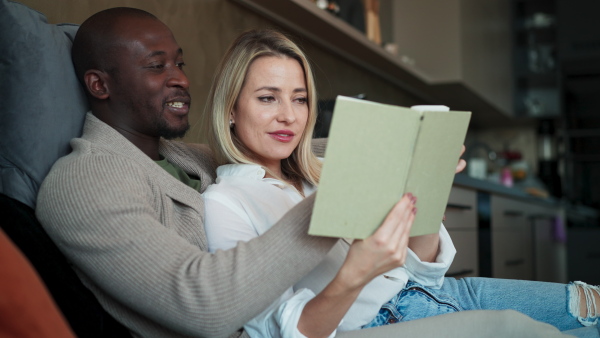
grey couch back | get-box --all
[0,0,88,208]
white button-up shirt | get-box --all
[203,164,456,337]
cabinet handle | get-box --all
[445,269,474,278]
[446,203,472,210]
[505,259,525,266]
[503,210,524,217]
[528,214,555,221]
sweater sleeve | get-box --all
[36,154,337,337]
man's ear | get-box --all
[83,69,109,100]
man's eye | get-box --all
[176,62,186,69]
[149,64,164,69]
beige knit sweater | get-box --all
[36,113,336,338]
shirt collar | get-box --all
[216,163,295,190]
[216,163,266,180]
[216,163,317,197]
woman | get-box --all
[203,29,599,338]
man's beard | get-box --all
[155,116,190,140]
[138,97,190,140]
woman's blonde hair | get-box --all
[204,29,321,186]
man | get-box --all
[36,7,569,338]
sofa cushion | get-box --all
[0,0,88,208]
[0,193,132,337]
[0,227,75,337]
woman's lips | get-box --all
[269,130,295,142]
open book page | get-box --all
[406,110,472,236]
[309,96,471,239]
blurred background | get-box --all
[16,0,600,283]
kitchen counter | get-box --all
[453,173,559,206]
[454,173,600,227]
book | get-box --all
[309,96,471,239]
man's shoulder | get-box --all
[161,140,216,167]
[50,136,140,173]
[161,140,218,188]
[41,134,157,202]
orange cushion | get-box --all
[0,229,75,338]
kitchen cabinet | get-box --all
[490,195,534,280]
[445,186,479,278]
[512,0,560,117]
[387,0,513,115]
[567,228,600,285]
[488,194,566,282]
[443,179,566,282]
[529,203,567,283]
[232,0,519,129]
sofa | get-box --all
[0,1,130,336]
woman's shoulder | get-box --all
[216,163,266,180]
[204,163,269,200]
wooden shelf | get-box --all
[231,0,519,129]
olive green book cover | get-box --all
[309,96,471,239]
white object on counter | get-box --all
[469,158,487,180]
[410,105,450,112]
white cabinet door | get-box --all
[492,228,533,280]
[491,195,533,280]
[446,229,479,278]
[529,204,567,283]
[445,187,477,230]
[387,0,512,114]
[445,187,478,278]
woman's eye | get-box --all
[148,64,164,70]
[176,62,186,69]
[295,97,308,104]
[259,96,275,103]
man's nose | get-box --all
[167,66,189,89]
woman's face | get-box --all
[232,55,309,173]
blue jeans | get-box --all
[363,278,600,337]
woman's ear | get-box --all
[83,69,109,100]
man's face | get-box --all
[105,17,191,139]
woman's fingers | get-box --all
[390,201,415,264]
[373,193,415,239]
[369,193,417,267]
[456,159,467,174]
[374,193,416,246]
[456,145,467,173]
[342,193,417,285]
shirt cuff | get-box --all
[276,288,339,338]
[404,224,457,288]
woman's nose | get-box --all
[277,101,296,123]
